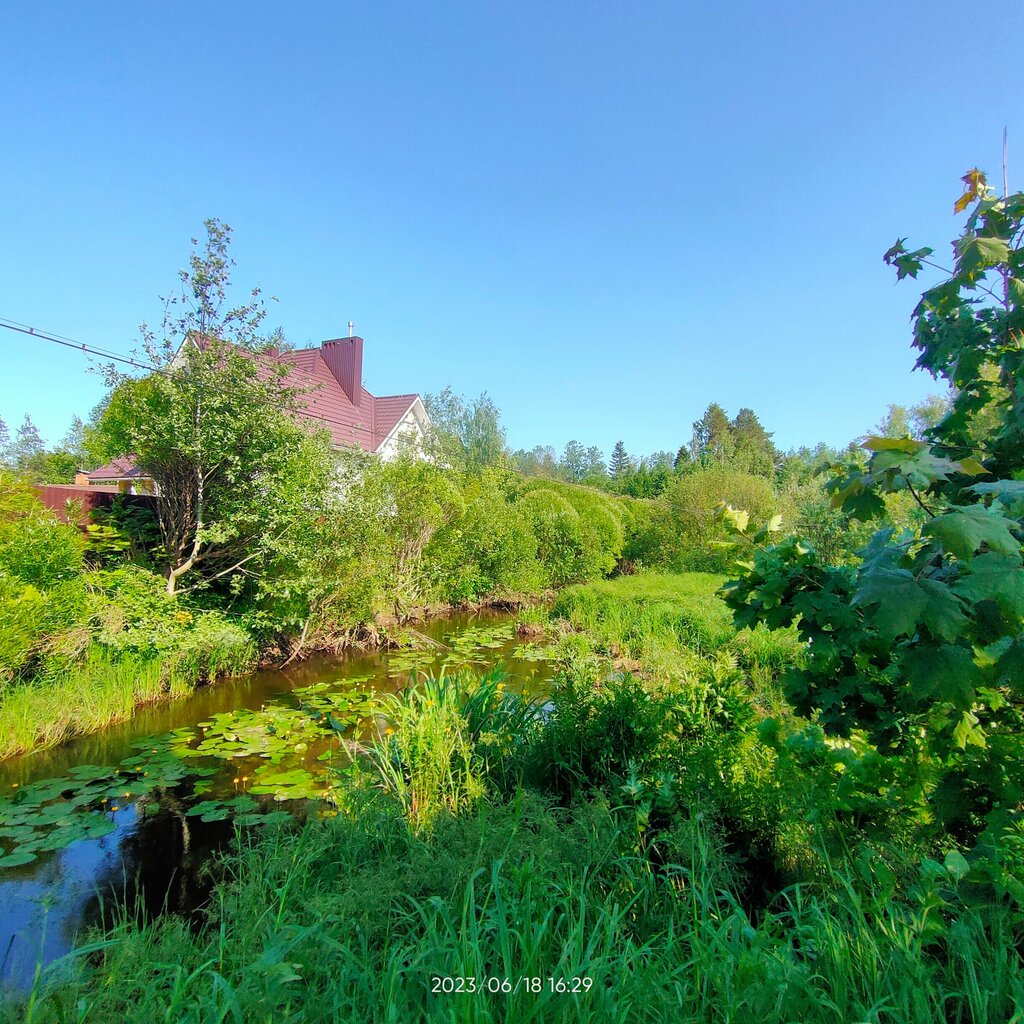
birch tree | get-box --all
[100,220,335,596]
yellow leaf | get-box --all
[957,457,988,477]
[954,168,987,214]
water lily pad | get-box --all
[0,850,38,868]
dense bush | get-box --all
[424,470,544,601]
[0,485,254,754]
[662,466,795,572]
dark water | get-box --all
[0,610,554,992]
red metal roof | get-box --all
[372,393,419,447]
[88,455,151,481]
[271,338,421,452]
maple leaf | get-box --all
[923,504,1021,559]
[952,710,986,750]
[853,566,967,641]
[971,480,1024,503]
[994,638,1024,692]
[955,235,1011,280]
[952,552,1024,618]
[900,644,980,709]
[864,441,960,490]
[882,240,934,281]
[954,168,987,214]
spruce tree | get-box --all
[609,440,630,476]
[690,403,734,463]
[731,407,779,476]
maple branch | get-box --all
[906,482,936,518]
[917,256,1007,307]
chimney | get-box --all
[321,335,364,405]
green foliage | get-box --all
[344,454,465,613]
[664,465,794,572]
[422,387,507,473]
[519,480,624,585]
[691,402,735,464]
[0,473,84,588]
[367,670,541,828]
[89,496,162,566]
[16,794,1024,1024]
[0,476,87,681]
[609,439,630,476]
[553,572,736,656]
[725,170,1024,854]
[425,470,543,601]
[0,481,255,753]
[95,219,339,598]
[6,569,1023,1021]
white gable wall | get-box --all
[376,397,431,461]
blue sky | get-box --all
[1,1,1022,461]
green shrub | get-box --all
[528,672,678,797]
[0,475,86,588]
[0,570,47,682]
[520,488,589,586]
[426,474,543,601]
[664,466,794,572]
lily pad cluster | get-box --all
[511,642,558,663]
[0,682,379,868]
[173,680,375,763]
[0,746,216,868]
[385,623,519,676]
[385,649,442,676]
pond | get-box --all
[0,609,557,993]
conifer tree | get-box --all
[609,440,631,476]
[690,403,734,463]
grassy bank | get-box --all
[0,639,256,760]
[9,572,1020,1022]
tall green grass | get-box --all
[0,632,256,759]
[552,572,801,687]
[10,798,1022,1023]
[554,572,735,655]
[368,674,487,829]
[367,670,543,827]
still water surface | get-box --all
[0,610,554,991]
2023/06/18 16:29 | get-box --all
[431,977,594,995]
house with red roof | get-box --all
[85,332,429,492]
